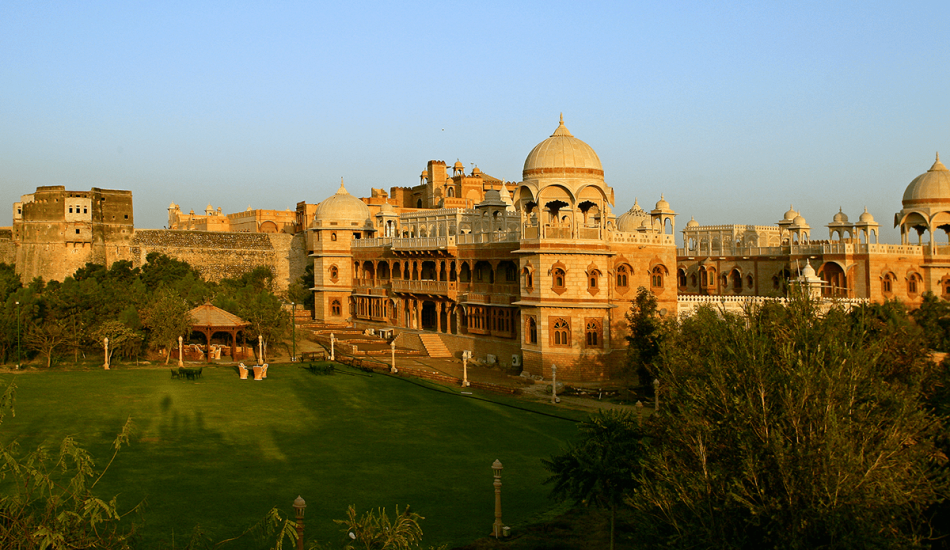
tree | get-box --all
[624,286,665,389]
[141,286,192,364]
[24,318,67,368]
[92,320,145,364]
[912,291,950,352]
[0,382,141,548]
[632,297,948,549]
[543,409,645,550]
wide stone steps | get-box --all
[418,333,452,358]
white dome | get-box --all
[313,180,372,228]
[617,199,650,232]
[522,115,603,181]
[902,153,950,208]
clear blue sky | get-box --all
[2,1,948,242]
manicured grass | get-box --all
[0,364,585,549]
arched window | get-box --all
[882,272,895,294]
[585,319,602,348]
[652,266,665,288]
[330,299,342,316]
[522,267,534,290]
[526,317,537,344]
[908,273,922,296]
[447,187,455,198]
[329,265,339,282]
[616,264,630,291]
[551,317,571,347]
[677,268,687,289]
[731,269,742,291]
[587,269,601,295]
[552,267,566,293]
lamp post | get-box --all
[390,340,397,373]
[178,335,183,367]
[103,337,110,370]
[15,301,20,368]
[330,333,335,361]
[462,350,471,387]
[292,495,306,550]
[291,301,296,362]
[551,364,559,404]
[258,335,263,365]
[491,459,504,537]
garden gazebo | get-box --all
[187,304,250,362]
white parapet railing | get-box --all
[677,295,869,317]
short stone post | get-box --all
[178,335,184,367]
[258,335,263,365]
[103,337,110,370]
[551,364,558,404]
[292,495,306,550]
[462,350,471,387]
[653,378,660,412]
[390,340,397,374]
[492,459,504,537]
[635,400,643,425]
[330,333,335,361]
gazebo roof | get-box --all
[188,304,249,328]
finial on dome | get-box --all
[661,193,665,200]
[336,178,349,195]
[551,114,573,137]
[634,197,639,206]
[560,112,563,124]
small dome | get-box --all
[801,263,817,279]
[655,194,671,211]
[686,216,699,228]
[421,170,428,178]
[902,153,950,208]
[313,179,372,228]
[791,215,809,228]
[454,159,464,170]
[783,205,799,221]
[617,199,650,232]
[378,201,395,213]
[523,114,603,180]
[858,207,876,223]
[832,208,849,223]
[472,166,482,175]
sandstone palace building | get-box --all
[4,117,950,380]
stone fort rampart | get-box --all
[128,230,307,290]
[0,230,14,266]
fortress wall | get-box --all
[0,230,14,266]
[129,230,307,291]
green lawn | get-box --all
[0,364,585,549]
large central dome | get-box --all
[522,115,603,181]
[902,153,950,208]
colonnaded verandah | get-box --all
[5,117,950,380]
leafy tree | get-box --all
[24,318,67,368]
[632,297,947,549]
[912,291,950,352]
[141,252,204,292]
[141,286,192,364]
[0,382,141,548]
[544,409,645,550]
[288,263,315,311]
[624,286,665,389]
[92,320,145,364]
[216,267,289,363]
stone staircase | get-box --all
[418,333,452,358]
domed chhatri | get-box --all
[617,198,650,232]
[312,178,372,228]
[522,114,604,181]
[902,152,950,207]
[832,208,849,224]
